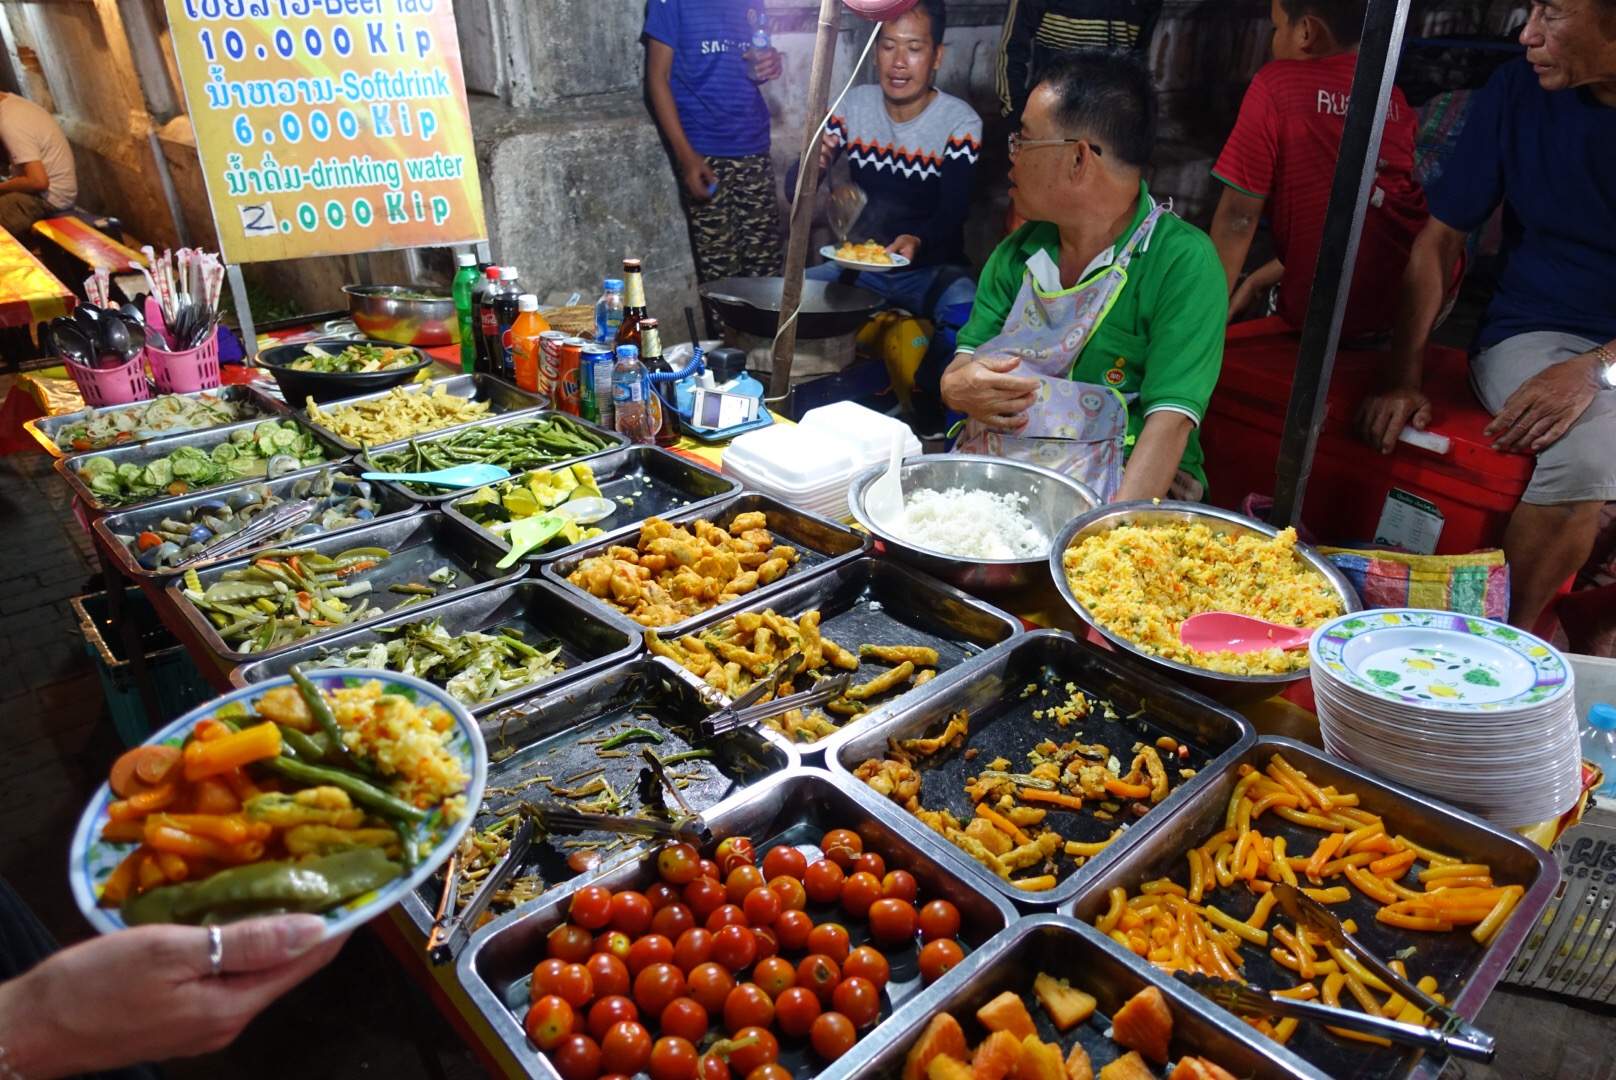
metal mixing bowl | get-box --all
[1048,501,1361,705]
[848,453,1099,593]
[343,285,458,347]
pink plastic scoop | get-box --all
[1178,612,1312,654]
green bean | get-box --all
[257,755,428,822]
[657,749,714,766]
[275,722,325,761]
[601,727,664,751]
[290,665,349,764]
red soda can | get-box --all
[537,331,567,406]
[554,338,583,415]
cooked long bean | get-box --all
[369,416,612,492]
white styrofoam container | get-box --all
[723,424,858,493]
[798,401,923,470]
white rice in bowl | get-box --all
[892,487,1047,560]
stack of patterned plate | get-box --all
[1309,608,1580,828]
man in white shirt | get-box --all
[0,92,76,239]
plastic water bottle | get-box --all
[613,344,653,445]
[451,252,480,374]
[1582,703,1616,800]
[595,278,625,345]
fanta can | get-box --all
[554,338,583,415]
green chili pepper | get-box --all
[657,749,714,766]
[257,756,428,823]
[601,727,665,751]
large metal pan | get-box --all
[699,276,882,340]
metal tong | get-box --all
[1266,882,1495,1059]
[176,499,319,568]
[699,650,853,738]
[525,802,712,846]
[427,815,536,965]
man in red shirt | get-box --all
[1208,0,1428,339]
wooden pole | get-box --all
[768,0,843,402]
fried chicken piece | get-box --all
[730,511,767,532]
[897,710,968,756]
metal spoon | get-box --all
[99,314,134,359]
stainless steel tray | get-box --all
[293,373,549,453]
[358,409,627,504]
[541,491,872,639]
[92,462,420,584]
[229,577,642,716]
[829,914,1324,1080]
[399,655,802,936]
[164,510,521,664]
[662,556,1024,759]
[451,768,1019,1080]
[442,444,741,565]
[54,415,351,514]
[827,629,1256,909]
[25,383,287,459]
[1064,736,1559,1080]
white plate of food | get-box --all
[820,242,911,273]
[69,668,484,938]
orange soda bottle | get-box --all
[510,294,550,393]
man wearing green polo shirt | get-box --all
[942,50,1226,501]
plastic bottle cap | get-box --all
[456,252,477,266]
[518,294,539,311]
[499,266,518,280]
[1591,703,1616,731]
[485,267,501,279]
[616,345,640,360]
[604,278,624,291]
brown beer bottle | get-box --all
[615,258,647,351]
[641,319,680,447]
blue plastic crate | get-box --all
[71,588,214,747]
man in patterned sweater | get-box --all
[810,0,982,422]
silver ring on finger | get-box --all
[207,924,224,977]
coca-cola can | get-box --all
[537,331,568,406]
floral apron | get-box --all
[955,201,1169,503]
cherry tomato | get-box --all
[524,994,575,1051]
[647,882,681,910]
[653,902,697,941]
[601,1020,653,1076]
[752,926,780,962]
[587,995,640,1041]
[820,829,863,871]
[554,962,595,1007]
[570,885,614,930]
[715,836,757,876]
[652,1033,711,1080]
[803,859,845,905]
[795,953,841,1003]
[773,986,822,1038]
[743,886,781,927]
[659,996,711,1044]
[674,927,715,972]
[774,909,813,952]
[723,982,775,1033]
[548,923,594,963]
[840,872,882,919]
[611,890,654,936]
[881,870,918,902]
[752,955,796,998]
[686,961,735,1014]
[867,898,917,944]
[531,958,568,1001]
[595,930,633,961]
[550,1033,603,1080]
[684,877,728,921]
[659,843,701,885]
[918,938,965,983]
[711,924,758,972]
[698,1051,732,1080]
[831,976,881,1028]
[852,851,886,879]
[806,922,850,964]
[627,934,676,976]
[634,962,687,1017]
[767,875,807,913]
[747,1065,793,1080]
[699,858,722,881]
[586,952,631,998]
[567,850,602,875]
[726,1026,779,1075]
[842,945,890,990]
[918,899,962,943]
[706,903,747,932]
[725,865,766,905]
[650,1035,700,1080]
[761,845,807,882]
[810,1011,857,1061]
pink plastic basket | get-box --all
[68,354,151,407]
[147,331,221,394]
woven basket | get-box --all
[542,304,596,339]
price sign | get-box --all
[163,0,486,264]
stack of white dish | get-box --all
[1309,608,1581,829]
[724,404,920,521]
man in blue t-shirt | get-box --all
[645,0,784,288]
[1357,0,1616,631]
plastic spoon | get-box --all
[494,496,619,568]
[553,496,616,524]
[360,463,512,488]
[864,428,906,532]
[1179,612,1312,654]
